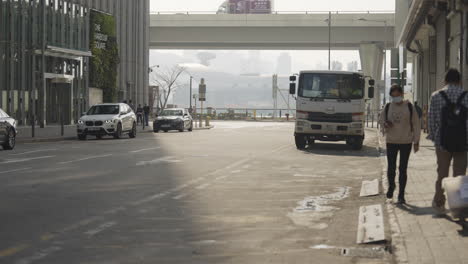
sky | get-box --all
[150,0,394,77]
[151,0,394,12]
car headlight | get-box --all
[105,120,114,124]
[78,120,84,125]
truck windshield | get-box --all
[299,73,364,100]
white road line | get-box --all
[58,154,113,164]
[215,175,228,181]
[16,246,62,264]
[195,183,211,190]
[230,170,241,174]
[0,167,32,175]
[136,156,181,166]
[173,193,188,200]
[84,221,117,236]
[0,156,55,164]
[10,149,57,156]
[130,147,160,153]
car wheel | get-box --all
[153,129,159,133]
[129,122,137,138]
[295,134,306,150]
[163,130,169,133]
[114,123,123,139]
[2,128,16,150]
[188,123,193,132]
[78,134,87,141]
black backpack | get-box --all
[385,102,414,132]
[440,91,468,152]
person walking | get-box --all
[380,84,421,204]
[143,104,150,126]
[428,68,468,214]
[136,104,144,125]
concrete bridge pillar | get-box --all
[359,43,384,111]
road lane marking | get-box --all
[58,154,113,164]
[16,246,62,264]
[195,183,211,190]
[173,193,188,200]
[40,233,55,241]
[10,149,57,156]
[130,147,160,153]
[0,244,29,257]
[136,156,181,166]
[85,221,117,236]
[230,170,241,174]
[0,156,55,164]
[0,167,32,175]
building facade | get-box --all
[0,0,149,126]
[396,0,468,112]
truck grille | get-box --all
[308,112,352,123]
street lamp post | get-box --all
[190,76,193,112]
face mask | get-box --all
[391,96,403,103]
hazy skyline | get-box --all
[151,0,394,12]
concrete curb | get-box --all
[193,125,214,130]
[375,129,409,264]
[17,136,77,144]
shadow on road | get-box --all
[301,143,380,158]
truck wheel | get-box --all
[351,138,364,150]
[295,135,307,150]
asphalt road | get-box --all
[0,121,388,264]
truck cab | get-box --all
[290,71,375,150]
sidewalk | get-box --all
[378,132,468,264]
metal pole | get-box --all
[40,0,46,128]
[189,76,193,111]
[383,21,388,105]
[328,11,331,70]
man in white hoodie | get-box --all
[380,84,421,204]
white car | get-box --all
[77,103,137,140]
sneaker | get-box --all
[397,197,406,204]
[386,188,394,199]
[432,201,447,215]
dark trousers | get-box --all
[144,113,149,126]
[137,113,143,125]
[387,143,413,199]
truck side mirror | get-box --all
[368,86,375,99]
[369,79,375,86]
[290,76,297,82]
[289,83,296,95]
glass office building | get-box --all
[0,0,149,126]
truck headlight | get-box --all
[297,121,306,127]
[352,113,365,122]
[296,111,309,120]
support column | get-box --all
[359,43,384,111]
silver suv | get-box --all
[77,103,137,140]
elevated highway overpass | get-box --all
[149,12,395,50]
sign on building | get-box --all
[89,10,119,102]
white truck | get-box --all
[289,71,375,150]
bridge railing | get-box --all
[151,10,395,15]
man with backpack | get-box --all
[428,68,468,214]
[380,84,421,204]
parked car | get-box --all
[77,103,137,140]
[0,108,17,150]
[153,108,193,133]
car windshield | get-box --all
[87,105,120,115]
[299,73,364,100]
[160,110,183,116]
